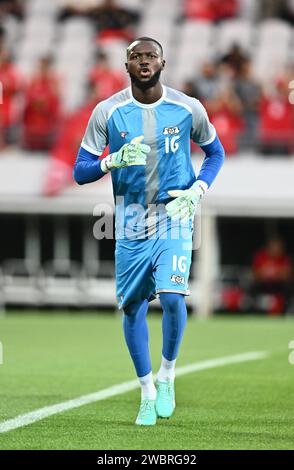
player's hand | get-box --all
[102,136,151,171]
[166,181,207,223]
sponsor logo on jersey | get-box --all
[170,274,185,285]
[120,131,128,138]
[163,126,180,135]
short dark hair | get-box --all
[126,37,163,58]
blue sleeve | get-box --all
[73,146,107,185]
[197,134,225,187]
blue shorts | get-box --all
[115,220,193,309]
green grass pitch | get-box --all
[0,312,293,450]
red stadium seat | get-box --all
[184,0,237,21]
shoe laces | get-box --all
[139,399,153,416]
[158,381,173,401]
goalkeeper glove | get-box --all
[101,135,151,172]
[166,180,208,223]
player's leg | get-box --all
[155,293,187,418]
[159,292,187,381]
[152,220,192,418]
[116,239,157,425]
[123,300,157,425]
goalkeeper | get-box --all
[74,37,225,426]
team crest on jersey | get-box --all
[170,274,185,285]
[163,126,180,135]
[120,131,128,138]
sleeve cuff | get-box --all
[101,157,110,173]
[192,180,208,197]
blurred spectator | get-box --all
[250,238,293,314]
[57,0,101,21]
[220,43,248,78]
[192,62,220,105]
[182,62,244,154]
[259,0,294,24]
[221,285,245,312]
[209,83,244,154]
[183,0,238,22]
[93,0,140,43]
[259,77,294,155]
[58,0,140,42]
[0,45,22,148]
[0,24,5,48]
[181,81,196,98]
[22,57,61,151]
[0,0,23,20]
[259,0,283,18]
[182,64,221,153]
[234,59,261,150]
[93,0,140,41]
[43,83,108,196]
[89,51,127,101]
[259,0,293,21]
[282,0,294,24]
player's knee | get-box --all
[123,302,138,317]
[123,299,147,317]
[159,292,185,314]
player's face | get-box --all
[125,41,165,90]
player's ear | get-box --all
[125,62,129,72]
[161,59,166,70]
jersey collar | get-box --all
[129,85,166,108]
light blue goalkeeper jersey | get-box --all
[81,85,216,238]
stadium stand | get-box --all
[0,0,294,313]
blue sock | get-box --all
[160,293,187,361]
[123,299,151,378]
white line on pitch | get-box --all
[0,351,268,434]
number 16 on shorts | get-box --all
[173,255,187,273]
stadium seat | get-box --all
[169,20,214,86]
[252,45,290,82]
[1,259,41,306]
[39,260,85,306]
[55,41,94,62]
[139,27,173,51]
[64,84,88,112]
[258,19,292,46]
[25,0,60,17]
[14,58,36,78]
[216,19,254,54]
[139,0,180,50]
[251,20,292,82]
[171,21,214,87]
[180,20,214,45]
[16,37,55,61]
[116,0,143,8]
[61,17,94,38]
[237,0,259,21]
[99,40,128,70]
[51,18,95,111]
[15,16,56,64]
[2,16,21,55]
[145,0,181,18]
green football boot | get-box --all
[135,399,157,426]
[155,379,175,418]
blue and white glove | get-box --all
[101,136,151,172]
[166,181,208,223]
